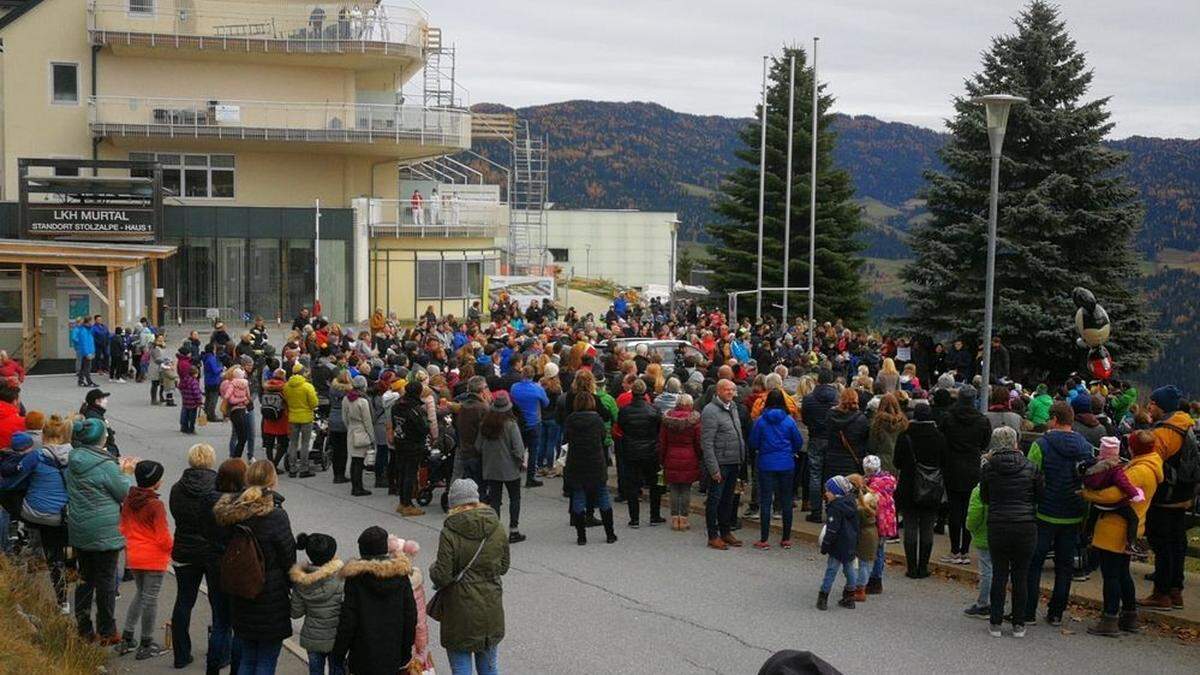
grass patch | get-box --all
[0,557,108,674]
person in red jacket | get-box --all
[0,350,25,384]
[117,460,173,660]
[260,369,291,472]
[0,385,25,449]
[658,394,703,531]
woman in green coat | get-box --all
[429,479,510,674]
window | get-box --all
[128,0,154,14]
[466,261,483,297]
[548,247,570,262]
[50,62,78,105]
[129,152,234,198]
[0,273,20,325]
[417,261,441,299]
[443,262,465,298]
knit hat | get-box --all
[388,535,421,559]
[1070,395,1092,414]
[448,478,481,508]
[9,432,33,452]
[987,426,1019,454]
[357,525,390,558]
[1098,436,1121,461]
[352,375,367,391]
[956,384,977,408]
[1129,430,1156,457]
[863,455,881,474]
[23,411,45,431]
[936,373,955,391]
[292,363,306,374]
[824,476,851,497]
[1150,385,1183,413]
[490,394,512,413]
[135,460,164,488]
[296,532,337,566]
[72,418,106,445]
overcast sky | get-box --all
[426,0,1199,139]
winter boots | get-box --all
[838,587,856,609]
[865,577,883,595]
[816,591,829,611]
[349,458,372,496]
[601,508,618,543]
[1118,610,1140,633]
[1087,613,1120,637]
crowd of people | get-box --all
[0,294,1197,672]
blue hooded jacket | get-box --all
[202,352,224,387]
[71,324,96,357]
[821,494,860,563]
[750,408,803,472]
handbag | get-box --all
[838,431,862,468]
[426,535,489,622]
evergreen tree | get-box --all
[901,1,1157,380]
[707,47,867,324]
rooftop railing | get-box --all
[89,95,471,148]
[364,197,505,238]
[88,0,428,56]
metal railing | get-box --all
[365,197,504,237]
[89,96,472,148]
[88,0,428,55]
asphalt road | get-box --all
[20,374,1198,675]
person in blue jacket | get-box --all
[731,330,752,365]
[750,390,803,549]
[17,418,72,611]
[818,475,860,610]
[71,317,98,388]
[613,295,628,319]
[202,344,224,422]
[509,366,550,488]
[90,315,111,376]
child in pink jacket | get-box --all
[389,535,431,671]
[863,455,897,594]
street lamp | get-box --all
[973,93,1026,411]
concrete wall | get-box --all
[545,210,677,288]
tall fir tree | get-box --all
[901,1,1156,381]
[707,47,867,325]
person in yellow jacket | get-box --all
[283,365,319,478]
[749,373,800,421]
[1081,430,1162,636]
[1140,385,1195,611]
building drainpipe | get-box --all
[91,45,100,173]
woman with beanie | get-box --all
[327,371,354,484]
[343,375,377,497]
[430,479,511,674]
[1083,430,1163,636]
[213,459,296,672]
[979,426,1042,638]
[333,526,418,675]
[478,394,528,544]
[116,460,172,659]
[291,532,345,674]
[66,417,134,644]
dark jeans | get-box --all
[1025,520,1078,622]
[623,456,664,524]
[459,456,485,501]
[238,638,282,675]
[1097,549,1136,615]
[34,523,69,605]
[75,549,119,637]
[180,406,198,433]
[396,454,421,506]
[758,468,794,542]
[520,424,542,482]
[704,463,739,539]
[807,438,827,515]
[77,355,95,385]
[172,563,222,668]
[989,521,1036,626]
[947,489,973,555]
[228,407,250,459]
[902,506,937,574]
[263,433,289,468]
[308,650,346,675]
[373,443,389,483]
[204,385,220,421]
[486,478,522,530]
[330,430,348,478]
[539,419,562,469]
[1147,506,1188,594]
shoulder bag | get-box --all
[426,534,488,622]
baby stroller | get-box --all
[309,415,332,471]
[416,414,457,512]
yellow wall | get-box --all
[370,241,501,321]
[100,55,356,104]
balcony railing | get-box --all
[365,198,504,238]
[89,96,471,149]
[88,0,427,56]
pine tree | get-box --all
[901,1,1157,380]
[706,47,867,324]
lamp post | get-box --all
[973,93,1026,411]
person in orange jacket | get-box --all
[117,460,173,660]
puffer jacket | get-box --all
[260,377,290,436]
[0,400,25,449]
[333,555,417,674]
[119,486,173,572]
[202,352,223,388]
[18,443,70,524]
[283,375,319,425]
[179,370,203,410]
[563,410,608,488]
[328,379,352,432]
[290,558,346,654]
[700,400,747,476]
[658,409,702,484]
[428,504,510,653]
[169,466,217,565]
[617,398,661,462]
[212,487,296,642]
[939,404,992,493]
[1084,450,1163,554]
[866,471,898,539]
[980,447,1042,525]
[1028,429,1095,522]
[820,494,859,563]
[801,384,839,438]
[219,375,251,409]
[823,409,869,480]
[750,408,802,472]
[65,443,131,551]
[1026,393,1053,427]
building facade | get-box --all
[544,209,678,289]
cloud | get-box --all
[430,0,1199,138]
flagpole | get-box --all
[807,37,819,352]
[755,55,768,320]
[782,53,796,325]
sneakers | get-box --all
[508,531,527,544]
[648,516,667,526]
[397,505,425,517]
[59,602,71,615]
[752,540,771,550]
[1012,625,1026,639]
[115,634,137,655]
[135,642,168,660]
[956,555,972,565]
[939,554,959,564]
[780,539,793,549]
[524,478,544,488]
[627,521,640,529]
[988,624,1002,638]
[963,604,991,619]
[1046,614,1063,627]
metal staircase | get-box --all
[423,27,456,108]
[508,120,549,273]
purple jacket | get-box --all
[179,371,203,410]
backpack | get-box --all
[220,523,265,599]
[392,402,429,448]
[913,462,946,508]
[260,390,285,421]
[1158,423,1200,503]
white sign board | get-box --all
[214,105,241,124]
[485,275,555,310]
[205,307,220,319]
